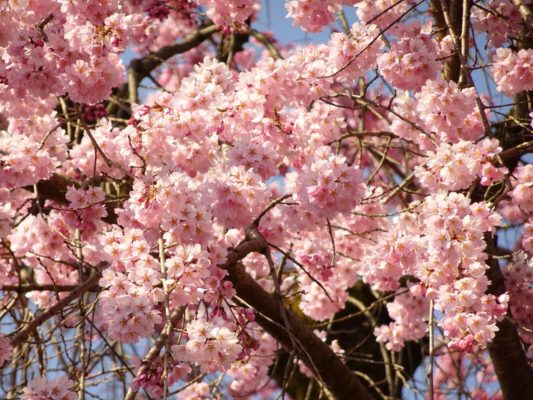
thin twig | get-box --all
[10,272,102,347]
[253,194,293,226]
[428,300,435,400]
[438,0,492,137]
[124,307,185,400]
[320,0,424,79]
[159,232,171,400]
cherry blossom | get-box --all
[377,21,441,91]
[285,0,340,32]
[21,376,77,400]
[415,139,507,191]
[1,1,533,399]
[172,319,242,373]
[0,334,11,368]
[196,0,258,27]
[492,48,533,96]
[287,146,364,219]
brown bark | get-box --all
[484,234,533,400]
[217,227,372,399]
[226,261,372,400]
[431,0,462,82]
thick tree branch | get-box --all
[248,29,282,60]
[226,261,371,400]
[484,233,533,400]
[2,284,81,292]
[511,0,533,25]
[438,0,492,136]
[431,0,462,82]
[219,227,372,400]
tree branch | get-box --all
[123,307,185,400]
[108,23,218,116]
[484,233,533,400]
[218,227,372,400]
[511,0,533,25]
[9,272,102,347]
[226,261,371,400]
[2,284,82,292]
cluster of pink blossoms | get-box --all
[97,228,164,342]
[287,146,363,220]
[164,244,228,307]
[210,166,270,229]
[522,220,533,253]
[504,252,533,348]
[68,119,139,180]
[178,382,212,399]
[0,0,126,113]
[390,78,488,149]
[2,0,533,397]
[509,164,533,213]
[0,116,66,188]
[172,319,242,373]
[472,0,522,47]
[227,331,277,396]
[9,214,80,307]
[285,0,342,32]
[128,1,196,54]
[227,137,280,179]
[358,213,419,292]
[0,334,11,368]
[415,78,486,143]
[355,0,410,29]
[196,0,258,27]
[119,173,213,244]
[294,234,360,320]
[432,352,501,400]
[520,163,533,252]
[415,138,507,191]
[492,48,533,96]
[293,102,347,149]
[64,186,108,236]
[328,23,383,82]
[374,287,429,351]
[421,193,507,351]
[377,21,442,91]
[366,193,507,351]
[130,356,191,398]
[20,376,77,400]
[0,188,31,240]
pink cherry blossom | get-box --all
[21,376,77,400]
[492,48,533,96]
[377,21,441,91]
[1,2,532,399]
[0,334,11,368]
